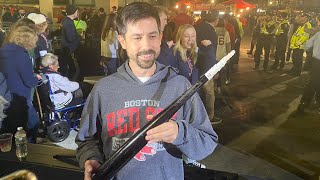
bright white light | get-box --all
[175,5,179,9]
[219,12,225,15]
[211,0,214,3]
[240,9,243,12]
[257,9,266,13]
[193,11,201,15]
[237,14,240,17]
[269,1,273,5]
[230,12,233,15]
[246,7,250,10]
[187,5,190,9]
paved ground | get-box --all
[40,36,320,180]
[201,36,320,180]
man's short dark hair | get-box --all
[116,2,160,36]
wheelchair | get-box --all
[36,75,85,142]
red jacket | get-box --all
[225,21,235,48]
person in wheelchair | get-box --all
[40,53,87,110]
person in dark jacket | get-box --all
[253,13,276,70]
[27,13,50,68]
[194,10,219,121]
[0,25,41,142]
[224,12,241,64]
[271,12,290,70]
[155,6,177,68]
[60,4,80,80]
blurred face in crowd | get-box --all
[19,9,25,16]
[75,10,79,18]
[299,15,308,24]
[70,10,79,19]
[181,27,196,50]
[38,21,48,33]
[49,62,60,72]
[265,15,272,21]
[159,12,168,32]
[118,17,162,70]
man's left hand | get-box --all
[145,120,178,144]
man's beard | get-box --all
[136,49,157,69]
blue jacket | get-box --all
[174,50,199,85]
[157,40,178,68]
[61,16,80,52]
[0,44,38,101]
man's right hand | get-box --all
[201,40,212,47]
[84,160,101,180]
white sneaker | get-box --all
[188,161,206,169]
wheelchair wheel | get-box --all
[47,121,70,142]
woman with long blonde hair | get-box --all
[173,24,199,84]
[1,25,41,143]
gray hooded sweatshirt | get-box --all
[76,61,218,180]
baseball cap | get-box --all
[27,13,46,24]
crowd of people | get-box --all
[0,1,319,179]
[0,4,93,143]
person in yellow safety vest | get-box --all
[271,12,290,70]
[236,17,244,38]
[73,17,87,39]
[253,13,276,71]
[289,13,312,76]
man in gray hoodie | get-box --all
[76,2,218,180]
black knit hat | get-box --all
[66,4,77,15]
